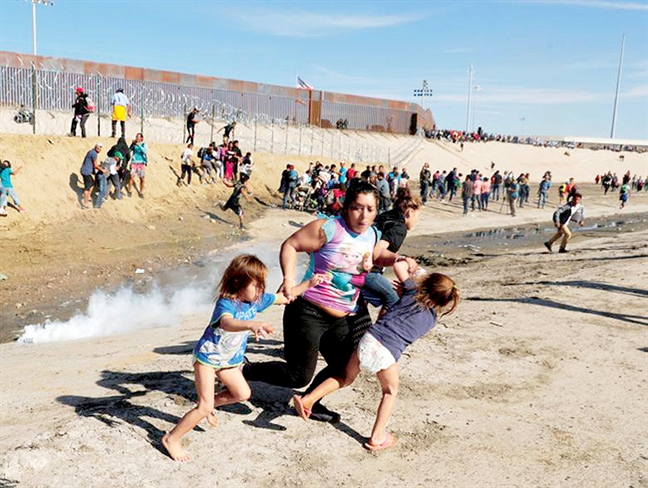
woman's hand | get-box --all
[279,277,297,302]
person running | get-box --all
[162,254,325,462]
[242,181,417,423]
[619,182,630,209]
[544,193,585,253]
[128,133,148,198]
[0,160,25,215]
[292,261,459,452]
[220,173,252,229]
[69,86,92,138]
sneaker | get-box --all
[558,248,568,253]
[17,206,26,213]
[544,242,552,253]
[309,402,341,423]
[0,209,7,217]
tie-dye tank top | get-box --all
[302,216,379,314]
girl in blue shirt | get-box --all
[293,261,459,452]
[163,254,323,461]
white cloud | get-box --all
[519,0,648,11]
[233,10,420,37]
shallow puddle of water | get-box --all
[404,211,648,261]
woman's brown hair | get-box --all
[217,254,268,300]
[393,186,422,214]
[416,272,460,318]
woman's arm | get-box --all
[278,219,327,301]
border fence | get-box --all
[0,51,434,164]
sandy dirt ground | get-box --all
[1,133,647,487]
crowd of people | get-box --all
[277,161,413,215]
[595,170,646,208]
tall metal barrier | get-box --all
[0,51,433,164]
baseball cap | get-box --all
[96,142,103,148]
[114,151,123,160]
[75,86,83,93]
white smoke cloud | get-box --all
[15,244,298,345]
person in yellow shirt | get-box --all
[110,88,131,138]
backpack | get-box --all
[85,96,95,113]
[197,147,208,160]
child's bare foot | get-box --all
[363,432,398,452]
[162,432,190,462]
[206,412,218,427]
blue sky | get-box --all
[1,0,647,140]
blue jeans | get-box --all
[480,192,490,210]
[95,173,107,208]
[361,272,400,309]
[462,196,470,214]
[538,191,548,208]
[282,182,296,209]
[0,186,21,207]
[420,181,429,203]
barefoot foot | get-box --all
[206,412,218,427]
[162,432,190,462]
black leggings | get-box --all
[244,297,370,389]
[180,163,193,184]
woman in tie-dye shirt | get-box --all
[243,180,418,423]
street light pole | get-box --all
[413,80,433,132]
[610,34,626,139]
[465,65,474,132]
[28,0,54,56]
[413,79,433,109]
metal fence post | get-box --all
[96,75,101,136]
[210,102,215,143]
[182,103,186,143]
[284,121,289,154]
[140,102,144,135]
[270,118,274,154]
[31,62,37,134]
